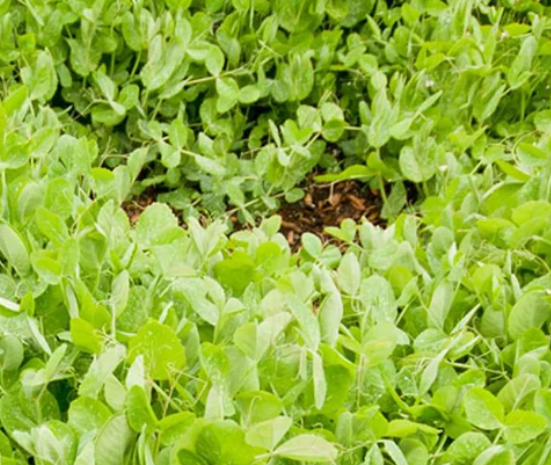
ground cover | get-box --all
[1,0,551,464]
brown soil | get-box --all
[122,179,388,250]
[274,177,385,249]
[123,187,157,226]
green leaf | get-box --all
[319,291,343,348]
[126,385,158,432]
[104,375,127,413]
[79,345,126,398]
[274,434,338,463]
[213,251,255,296]
[238,85,261,104]
[118,84,139,110]
[45,177,74,219]
[443,432,491,465]
[0,388,59,436]
[497,374,540,412]
[337,253,361,295]
[495,160,530,182]
[111,270,130,317]
[314,165,373,183]
[427,281,453,329]
[194,155,226,176]
[463,387,504,430]
[60,238,80,277]
[322,120,346,142]
[321,102,344,122]
[399,145,436,183]
[0,225,30,276]
[91,167,116,198]
[0,335,24,371]
[362,322,399,367]
[67,39,101,77]
[287,295,320,351]
[284,188,304,203]
[326,0,373,26]
[68,397,111,435]
[245,416,292,450]
[503,410,546,444]
[22,50,58,102]
[385,420,439,438]
[74,443,95,465]
[472,446,514,465]
[512,201,551,226]
[216,77,240,113]
[71,318,102,354]
[473,79,505,123]
[508,291,551,339]
[283,53,314,101]
[4,86,29,116]
[31,252,62,284]
[383,440,408,465]
[361,275,397,323]
[275,0,323,33]
[196,420,261,465]
[312,351,326,410]
[535,389,551,427]
[390,117,414,140]
[127,320,186,380]
[94,69,117,102]
[159,141,181,169]
[135,203,180,247]
[205,46,225,76]
[236,391,283,424]
[141,38,186,91]
[169,119,189,149]
[95,415,135,465]
[507,36,537,89]
[158,412,195,446]
[302,233,322,258]
[22,421,77,465]
[35,207,69,247]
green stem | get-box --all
[422,180,430,198]
[378,175,388,206]
[1,170,9,221]
[130,50,142,79]
[380,368,414,415]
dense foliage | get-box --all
[2,0,551,464]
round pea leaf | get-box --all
[274,434,338,463]
[503,410,546,444]
[68,397,111,435]
[127,320,186,380]
[463,387,504,430]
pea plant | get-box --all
[1,0,551,464]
